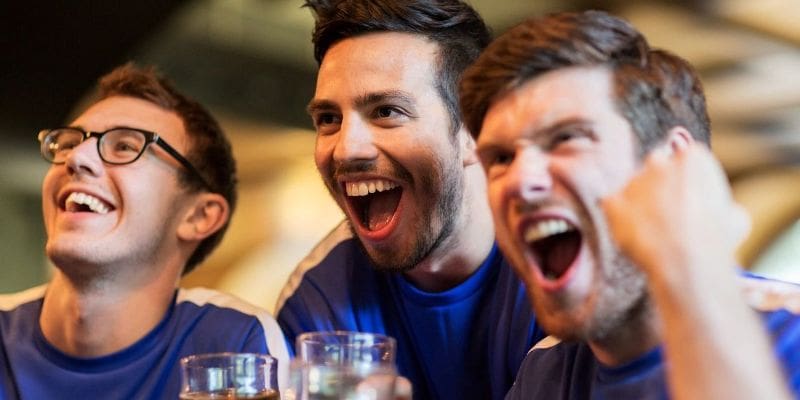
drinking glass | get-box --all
[297,331,396,367]
[286,331,402,400]
[180,352,280,399]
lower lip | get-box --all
[348,194,403,243]
[58,210,112,222]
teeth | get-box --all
[66,192,110,214]
[346,179,398,197]
[524,219,573,243]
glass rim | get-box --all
[297,330,395,342]
[179,352,277,367]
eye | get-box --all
[497,152,515,165]
[52,140,78,153]
[114,140,140,153]
[547,128,592,151]
[376,106,398,118]
[478,147,515,175]
[554,131,577,145]
[315,113,340,126]
[312,112,342,135]
[373,105,411,120]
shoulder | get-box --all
[508,337,586,399]
[177,287,281,335]
[274,221,361,312]
[0,285,46,312]
[176,289,287,355]
[739,273,800,314]
[177,287,290,390]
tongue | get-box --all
[533,231,581,280]
[67,203,94,213]
[365,189,401,231]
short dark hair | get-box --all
[459,10,710,153]
[304,0,491,135]
[97,63,237,274]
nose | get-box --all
[506,147,552,202]
[64,138,103,178]
[332,115,379,163]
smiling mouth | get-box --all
[63,192,112,214]
[344,179,402,231]
[524,219,582,281]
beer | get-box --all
[179,388,280,400]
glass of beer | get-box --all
[286,331,402,400]
[180,352,280,399]
[297,331,396,367]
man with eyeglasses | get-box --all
[0,63,288,399]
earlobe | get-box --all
[177,193,230,242]
[666,126,694,154]
[460,127,480,167]
[650,126,695,160]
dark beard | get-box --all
[354,158,463,273]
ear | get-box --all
[458,126,480,167]
[176,193,230,242]
[649,126,695,160]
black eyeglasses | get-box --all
[38,126,213,191]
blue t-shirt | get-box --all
[506,274,800,400]
[0,286,290,400]
[276,221,543,400]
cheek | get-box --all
[488,181,516,246]
[561,156,633,201]
[41,171,60,212]
[314,138,333,171]
[487,181,506,218]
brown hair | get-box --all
[98,63,237,274]
[459,10,710,153]
[304,0,491,135]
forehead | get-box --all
[73,96,187,144]
[315,32,439,99]
[480,66,622,144]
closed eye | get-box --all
[546,128,593,151]
[488,151,513,166]
[478,146,515,177]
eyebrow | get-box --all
[354,90,416,110]
[306,90,417,116]
[536,118,592,138]
[478,117,592,148]
[306,99,338,116]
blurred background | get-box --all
[1,0,798,312]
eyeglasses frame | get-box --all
[38,126,214,192]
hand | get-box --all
[601,144,750,284]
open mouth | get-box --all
[62,192,112,214]
[344,179,402,232]
[524,219,582,281]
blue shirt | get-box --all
[506,274,800,400]
[276,221,543,400]
[0,286,289,400]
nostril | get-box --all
[518,175,552,201]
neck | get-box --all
[587,299,662,367]
[39,266,180,357]
[403,163,495,292]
